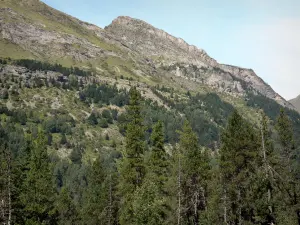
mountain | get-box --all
[0,0,293,108]
[2,1,300,224]
[290,95,300,113]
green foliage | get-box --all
[220,110,261,224]
[11,58,91,76]
[87,112,98,125]
[80,83,129,107]
[148,121,169,188]
[247,92,300,145]
[132,121,170,225]
[102,109,113,124]
[99,118,109,128]
[179,120,211,224]
[175,93,235,147]
[118,87,145,225]
[20,131,56,224]
[81,157,112,224]
[55,187,77,225]
[133,178,167,225]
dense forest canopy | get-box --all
[0,59,300,224]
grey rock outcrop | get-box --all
[289,95,300,113]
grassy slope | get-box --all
[3,83,124,163]
[0,1,279,150]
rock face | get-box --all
[0,1,293,108]
[289,95,300,113]
[105,16,218,67]
[105,16,292,108]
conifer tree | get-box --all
[148,121,168,191]
[118,87,145,225]
[275,109,300,224]
[81,156,108,225]
[220,111,260,224]
[252,112,277,224]
[132,121,169,225]
[55,187,77,225]
[179,120,211,225]
[20,131,56,224]
[0,127,12,225]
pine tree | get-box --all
[275,109,300,224]
[20,131,56,224]
[179,120,211,225]
[148,121,168,191]
[132,121,169,225]
[55,187,77,225]
[118,87,145,225]
[81,156,108,225]
[220,110,260,224]
[0,129,12,225]
[276,108,295,171]
[252,112,277,224]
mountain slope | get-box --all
[290,95,300,113]
[0,0,293,109]
[105,16,292,108]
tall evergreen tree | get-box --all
[220,110,260,224]
[55,187,77,225]
[148,121,168,191]
[275,109,300,224]
[118,87,145,225]
[0,126,12,225]
[132,121,169,225]
[81,156,109,225]
[179,120,211,225]
[252,112,277,224]
[20,131,56,224]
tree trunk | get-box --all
[193,191,199,225]
[108,174,112,225]
[7,153,12,225]
[223,188,227,224]
[237,189,242,225]
[177,152,181,225]
[296,209,300,225]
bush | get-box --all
[99,118,108,128]
[102,110,113,124]
[87,113,98,125]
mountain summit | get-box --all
[105,16,292,108]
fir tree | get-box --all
[179,120,211,225]
[20,131,56,224]
[55,187,77,225]
[275,109,300,224]
[252,112,277,224]
[118,87,145,225]
[220,110,260,224]
[0,130,12,225]
[81,156,108,225]
[132,121,169,225]
[148,121,168,190]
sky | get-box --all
[42,0,300,100]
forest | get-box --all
[1,85,300,225]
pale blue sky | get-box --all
[42,0,300,99]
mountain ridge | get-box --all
[105,15,292,108]
[0,0,295,109]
